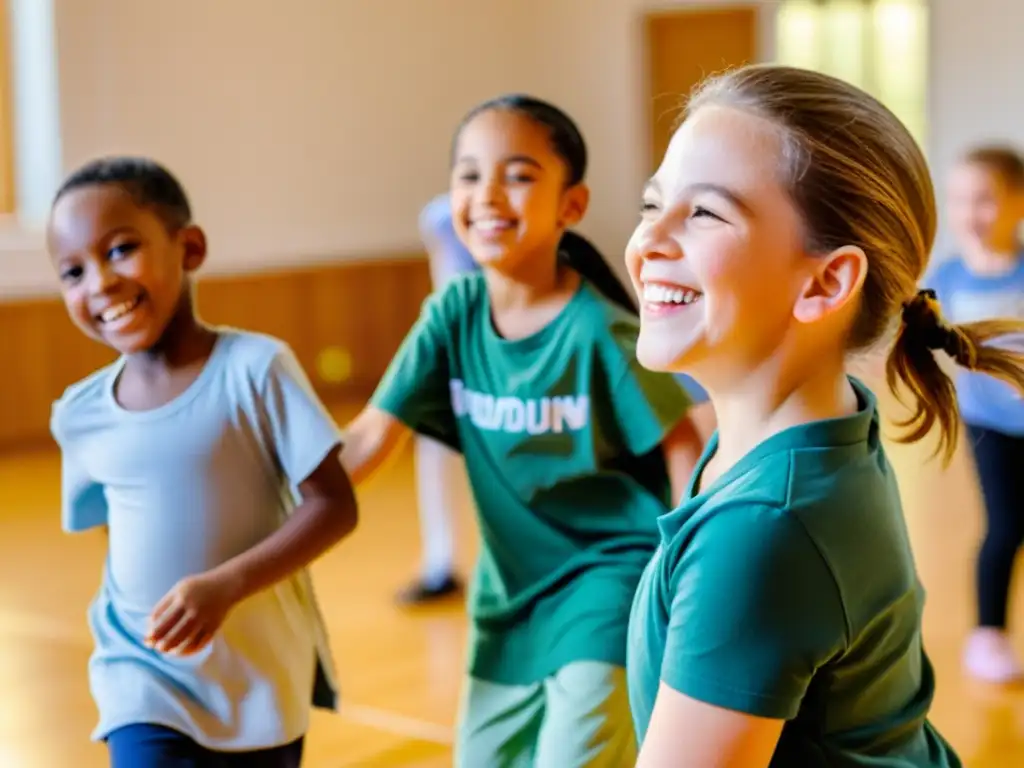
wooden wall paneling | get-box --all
[198,269,314,363]
[307,259,433,399]
[0,301,56,443]
[42,307,118,398]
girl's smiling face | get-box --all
[625,105,810,379]
[450,108,586,272]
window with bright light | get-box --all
[0,5,14,215]
[776,0,928,144]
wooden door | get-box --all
[644,7,759,172]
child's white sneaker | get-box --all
[963,627,1024,683]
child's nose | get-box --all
[87,262,120,295]
[636,223,684,262]
[479,176,507,206]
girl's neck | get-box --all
[702,355,856,488]
[484,245,580,340]
[485,244,569,311]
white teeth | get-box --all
[474,219,513,233]
[100,296,141,323]
[642,283,702,305]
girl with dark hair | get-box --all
[340,96,705,765]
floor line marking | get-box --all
[339,703,453,745]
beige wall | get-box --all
[1,0,774,298]
[514,0,776,284]
[48,0,546,278]
[1,0,1020,297]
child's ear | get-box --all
[793,244,867,324]
[180,225,207,273]
[559,183,590,229]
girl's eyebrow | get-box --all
[643,178,754,217]
[502,154,543,169]
[454,154,544,170]
[684,182,754,216]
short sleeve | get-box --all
[610,353,692,456]
[370,290,459,450]
[50,403,108,533]
[661,506,847,720]
[260,344,344,486]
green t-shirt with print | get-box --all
[372,272,691,685]
[626,377,961,767]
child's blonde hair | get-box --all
[684,64,1024,463]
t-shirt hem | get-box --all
[91,714,308,751]
[961,412,1024,438]
[663,672,799,721]
[63,518,106,534]
[469,648,626,686]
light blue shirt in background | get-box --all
[50,329,342,750]
[419,193,478,285]
[928,254,1024,436]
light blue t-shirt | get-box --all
[927,255,1024,435]
[50,329,342,751]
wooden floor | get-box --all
[1,390,1023,767]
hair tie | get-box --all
[901,289,961,358]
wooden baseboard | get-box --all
[0,255,431,449]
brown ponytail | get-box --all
[886,289,1024,463]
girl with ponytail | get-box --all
[340,94,706,766]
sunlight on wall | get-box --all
[872,0,928,142]
[8,0,62,227]
[777,0,928,144]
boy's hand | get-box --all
[145,570,240,655]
